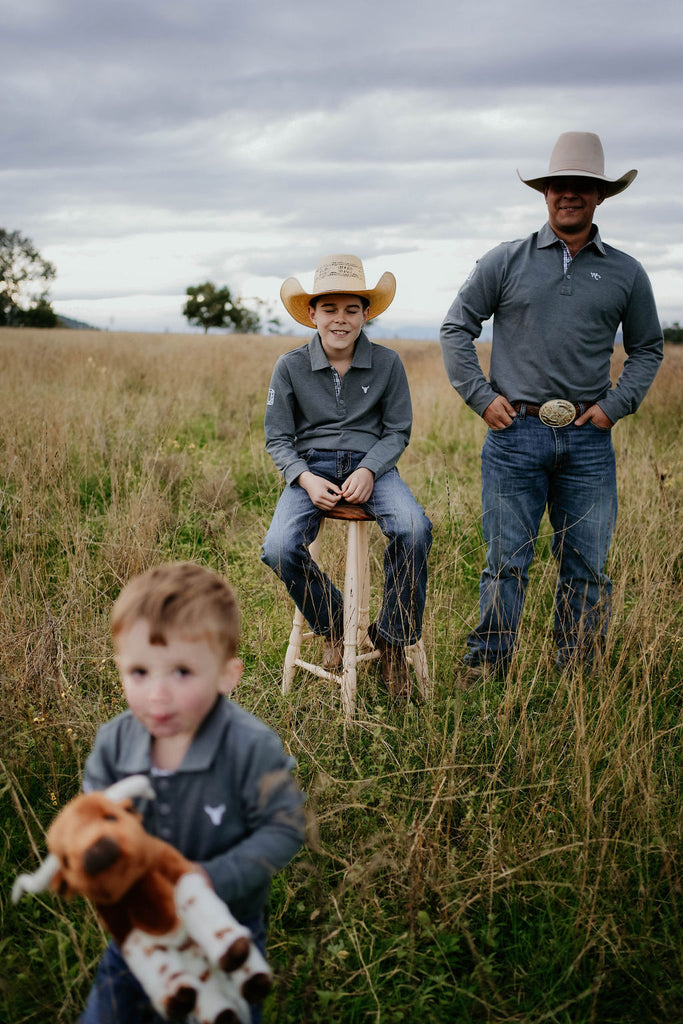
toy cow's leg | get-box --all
[122,928,198,1021]
[194,975,250,1024]
[227,942,273,1004]
[175,873,253,971]
[181,945,251,1024]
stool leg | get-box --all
[407,639,431,701]
[282,525,323,694]
[356,520,372,649]
[340,521,359,718]
[282,607,305,695]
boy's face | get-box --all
[308,293,369,360]
[115,619,242,745]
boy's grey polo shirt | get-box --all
[440,222,663,424]
[265,330,412,485]
[83,697,305,923]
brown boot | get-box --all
[375,637,411,699]
[322,639,343,670]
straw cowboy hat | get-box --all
[517,132,637,197]
[280,254,396,327]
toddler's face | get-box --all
[115,619,240,745]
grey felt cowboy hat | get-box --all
[517,132,637,197]
[280,254,396,327]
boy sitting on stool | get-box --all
[261,254,432,697]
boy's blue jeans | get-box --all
[80,918,265,1024]
[466,414,617,670]
[262,451,432,646]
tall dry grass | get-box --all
[0,328,681,1023]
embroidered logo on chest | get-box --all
[362,385,370,394]
[204,804,227,825]
[590,272,601,281]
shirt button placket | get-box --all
[157,786,173,840]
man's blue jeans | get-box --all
[466,413,617,670]
[262,450,432,646]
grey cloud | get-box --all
[3,0,682,329]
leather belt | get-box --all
[512,400,587,427]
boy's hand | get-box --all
[341,467,374,504]
[298,471,342,510]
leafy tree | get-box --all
[662,321,683,345]
[0,229,57,326]
[183,281,268,334]
[183,282,233,333]
[20,298,58,328]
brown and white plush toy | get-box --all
[12,776,271,1024]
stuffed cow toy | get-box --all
[12,775,271,1024]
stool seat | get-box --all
[281,501,430,717]
[321,501,375,522]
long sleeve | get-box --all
[598,262,663,423]
[199,728,305,910]
[440,250,503,416]
[264,356,310,484]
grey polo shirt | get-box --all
[440,222,663,424]
[265,330,412,485]
[83,697,305,923]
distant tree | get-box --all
[0,228,57,326]
[662,321,683,345]
[246,297,284,335]
[182,281,267,334]
[228,301,261,334]
[183,282,233,333]
[20,298,59,328]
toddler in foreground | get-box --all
[80,561,305,1024]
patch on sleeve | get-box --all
[267,388,275,406]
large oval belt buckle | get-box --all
[539,399,576,427]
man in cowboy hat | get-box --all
[440,132,663,681]
[261,255,432,697]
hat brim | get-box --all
[280,271,397,327]
[517,167,638,198]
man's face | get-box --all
[544,176,606,237]
[308,293,369,359]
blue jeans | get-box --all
[262,451,432,646]
[80,919,265,1024]
[466,413,617,670]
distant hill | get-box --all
[56,315,99,330]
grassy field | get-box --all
[0,327,681,1023]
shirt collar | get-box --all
[308,330,373,371]
[114,697,234,774]
[537,221,606,256]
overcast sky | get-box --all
[3,0,682,336]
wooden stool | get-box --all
[282,502,430,717]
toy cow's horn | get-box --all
[12,775,155,903]
[11,853,61,903]
[102,774,156,804]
